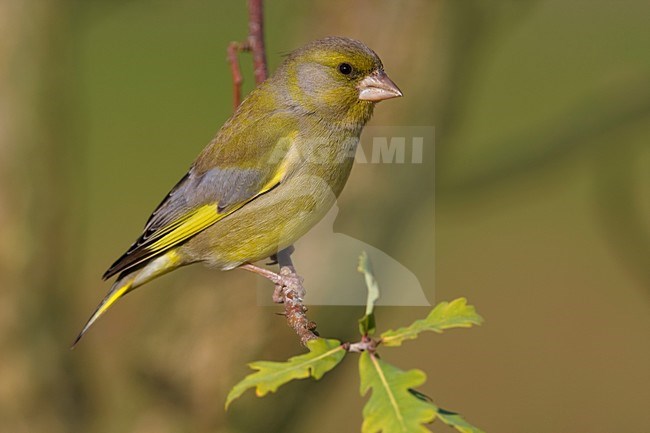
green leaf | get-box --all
[437,408,486,433]
[359,352,436,433]
[381,298,483,347]
[358,251,380,335]
[225,338,346,409]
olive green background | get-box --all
[1,1,648,432]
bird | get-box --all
[73,36,402,346]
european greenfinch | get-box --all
[74,36,402,345]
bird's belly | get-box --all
[180,167,349,269]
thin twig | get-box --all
[227,41,247,109]
[226,0,267,109]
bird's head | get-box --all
[276,36,402,129]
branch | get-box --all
[229,1,316,345]
[226,0,268,109]
[246,0,268,84]
[226,41,246,109]
[276,248,319,345]
[240,249,319,346]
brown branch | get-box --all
[229,0,315,345]
[240,250,319,346]
[246,0,268,84]
[227,41,246,109]
[275,248,318,345]
[226,0,267,110]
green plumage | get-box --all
[75,36,402,345]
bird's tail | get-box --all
[71,250,183,348]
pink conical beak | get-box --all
[358,70,403,102]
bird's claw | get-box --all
[272,268,304,304]
[272,285,284,303]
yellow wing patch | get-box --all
[147,204,221,252]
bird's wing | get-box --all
[103,112,298,280]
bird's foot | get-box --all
[273,266,304,303]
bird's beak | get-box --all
[358,70,403,102]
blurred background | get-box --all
[1,0,649,432]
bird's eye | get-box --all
[338,63,353,75]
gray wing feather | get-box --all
[103,165,270,280]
